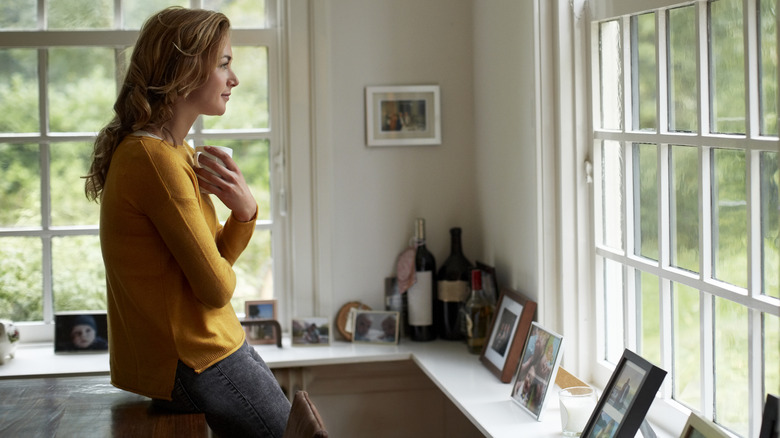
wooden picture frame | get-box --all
[759,393,779,438]
[479,287,537,383]
[679,412,731,438]
[365,85,441,146]
[245,299,277,320]
[581,349,667,438]
[510,322,564,421]
[351,310,400,345]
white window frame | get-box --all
[585,0,780,436]
[0,0,291,342]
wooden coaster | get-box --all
[336,301,372,341]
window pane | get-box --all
[637,271,661,367]
[0,0,36,29]
[710,0,746,135]
[51,142,100,226]
[603,258,625,363]
[231,230,273,314]
[670,145,700,273]
[766,312,780,398]
[600,20,623,130]
[122,1,188,29]
[203,0,267,29]
[204,46,269,131]
[0,237,43,321]
[714,297,748,436]
[206,139,271,221]
[634,143,658,260]
[712,148,747,288]
[47,0,112,30]
[0,49,39,133]
[673,282,701,411]
[48,47,115,133]
[668,6,698,133]
[601,140,624,250]
[52,236,105,312]
[0,143,40,228]
[759,0,778,136]
[761,151,779,298]
[632,13,657,131]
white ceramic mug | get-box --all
[194,146,233,176]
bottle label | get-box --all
[407,271,433,326]
[437,280,469,302]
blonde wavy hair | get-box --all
[84,7,231,202]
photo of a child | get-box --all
[55,313,109,353]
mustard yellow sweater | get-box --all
[100,133,255,400]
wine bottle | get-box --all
[464,269,493,354]
[436,228,472,340]
[407,218,437,341]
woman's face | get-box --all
[186,37,239,117]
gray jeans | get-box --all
[153,341,291,438]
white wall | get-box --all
[300,0,545,331]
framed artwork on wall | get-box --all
[365,85,441,146]
[479,287,537,383]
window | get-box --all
[0,1,287,336]
[590,0,778,436]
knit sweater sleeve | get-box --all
[128,139,254,309]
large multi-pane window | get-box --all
[0,0,284,331]
[591,0,778,436]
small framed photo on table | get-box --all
[581,349,667,438]
[480,287,537,383]
[350,310,400,345]
[54,311,109,353]
[679,412,731,438]
[245,299,277,320]
[291,317,330,346]
[510,322,564,421]
[365,85,441,146]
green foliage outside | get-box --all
[0,0,274,320]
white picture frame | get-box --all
[365,85,441,146]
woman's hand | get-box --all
[195,146,257,222]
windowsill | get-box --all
[0,340,675,438]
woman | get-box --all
[84,7,290,437]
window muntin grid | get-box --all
[591,1,779,436]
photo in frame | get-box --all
[480,287,537,383]
[245,299,277,320]
[291,317,331,346]
[510,322,564,421]
[581,349,667,438]
[365,85,441,146]
[679,412,731,438]
[54,311,109,353]
[350,310,400,345]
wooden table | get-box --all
[0,375,209,437]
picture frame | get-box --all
[240,319,282,347]
[475,261,499,304]
[759,393,779,438]
[365,85,441,146]
[54,311,109,353]
[510,322,564,421]
[245,299,277,320]
[291,317,331,346]
[480,287,537,383]
[350,310,400,345]
[581,349,668,438]
[679,412,731,438]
